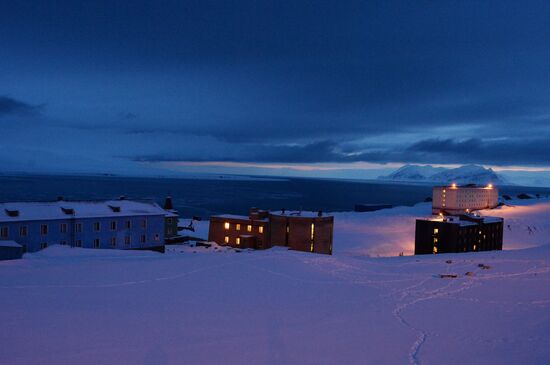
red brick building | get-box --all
[208,208,334,254]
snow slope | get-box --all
[379,164,507,185]
[1,199,550,365]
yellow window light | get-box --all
[259,226,264,233]
[247,225,252,232]
[224,222,230,230]
[236,224,241,231]
[224,236,229,244]
[236,237,240,245]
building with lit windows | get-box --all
[208,208,334,254]
[432,184,499,214]
[0,198,170,253]
[208,208,270,250]
[415,214,503,255]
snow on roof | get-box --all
[424,214,503,226]
[0,240,23,248]
[211,214,269,222]
[0,200,170,222]
[270,210,332,218]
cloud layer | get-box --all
[1,1,550,176]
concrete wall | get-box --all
[0,244,23,260]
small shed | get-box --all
[0,241,24,261]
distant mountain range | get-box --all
[378,164,508,185]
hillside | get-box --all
[379,164,508,185]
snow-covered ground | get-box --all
[1,199,550,364]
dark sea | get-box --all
[1,174,549,218]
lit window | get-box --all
[224,236,229,244]
[224,222,230,230]
[247,225,252,232]
[310,242,314,252]
[433,228,439,234]
[473,244,477,251]
[310,223,315,241]
[434,237,438,243]
[236,224,241,231]
[259,226,264,233]
[433,246,438,254]
[236,237,240,245]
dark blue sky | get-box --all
[1,1,550,179]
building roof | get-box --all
[421,214,503,227]
[211,214,269,222]
[0,200,170,223]
[0,240,23,248]
[270,210,332,218]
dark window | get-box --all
[40,224,48,235]
[19,226,27,237]
[93,239,100,248]
[60,223,68,233]
[94,222,101,232]
[0,227,8,238]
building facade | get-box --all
[415,214,503,255]
[269,211,333,254]
[0,199,168,253]
[208,208,270,250]
[163,197,180,239]
[432,184,499,214]
[208,208,334,255]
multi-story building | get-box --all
[415,214,503,255]
[162,196,180,239]
[432,184,499,214]
[0,198,169,253]
[208,208,271,250]
[208,208,334,254]
[269,211,334,254]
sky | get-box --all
[2,1,550,182]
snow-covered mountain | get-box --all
[378,164,447,181]
[379,164,508,185]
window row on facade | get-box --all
[28,233,161,251]
[223,222,264,233]
[0,219,149,239]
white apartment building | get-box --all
[432,184,499,214]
